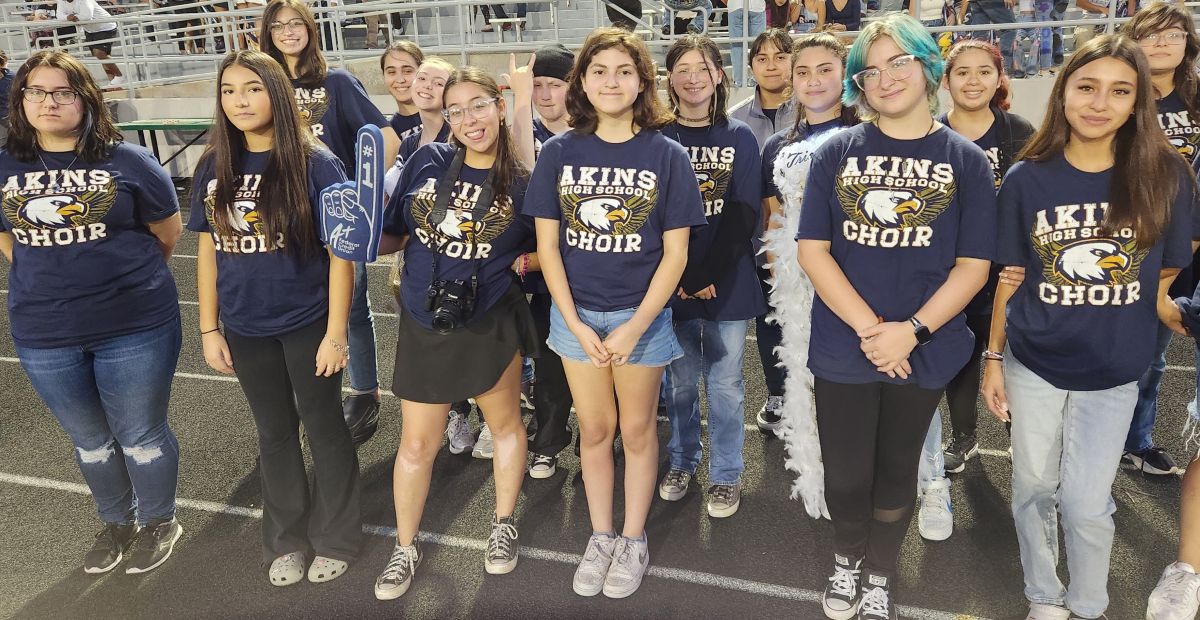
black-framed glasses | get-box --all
[851,55,917,91]
[22,88,78,105]
[268,18,307,33]
[1138,30,1188,46]
[443,97,498,125]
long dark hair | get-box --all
[566,27,673,134]
[787,33,859,141]
[5,49,123,163]
[665,34,730,126]
[442,67,528,203]
[1122,1,1200,121]
[198,51,322,257]
[945,39,1012,111]
[259,0,327,88]
[1021,35,1185,246]
[766,0,793,27]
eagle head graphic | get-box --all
[578,197,631,233]
[1055,239,1131,285]
[435,209,483,241]
[230,200,260,234]
[21,194,88,227]
[696,172,717,195]
[857,188,922,228]
[1170,137,1196,160]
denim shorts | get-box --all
[548,301,683,367]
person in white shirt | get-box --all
[56,0,125,86]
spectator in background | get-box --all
[0,50,12,141]
[964,0,1017,73]
[1074,0,1134,48]
[766,0,802,30]
[823,0,860,32]
[606,0,643,29]
[729,0,767,87]
[57,0,125,86]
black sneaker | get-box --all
[823,553,861,620]
[485,514,519,575]
[1123,446,1180,475]
[943,433,978,474]
[83,522,138,574]
[857,569,897,620]
[125,518,183,574]
[343,393,381,447]
[375,542,421,600]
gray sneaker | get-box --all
[658,469,692,501]
[473,423,494,459]
[485,515,519,575]
[446,409,474,455]
[375,543,421,600]
[707,483,742,518]
[603,534,650,598]
[572,532,617,597]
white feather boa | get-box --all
[760,127,846,520]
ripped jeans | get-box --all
[17,316,182,525]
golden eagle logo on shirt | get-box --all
[1169,136,1198,162]
[558,164,657,254]
[203,177,283,254]
[1,172,116,247]
[694,168,731,217]
[1160,108,1200,165]
[834,155,956,249]
[1031,204,1146,306]
[409,177,515,260]
[564,194,653,236]
[293,86,330,138]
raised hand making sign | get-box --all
[320,124,385,262]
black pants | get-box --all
[225,318,363,563]
[528,292,574,457]
[755,265,785,397]
[815,378,942,574]
[945,312,989,441]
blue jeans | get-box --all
[1128,323,1174,453]
[1013,4,1053,77]
[1005,354,1136,618]
[346,261,379,393]
[967,4,1017,72]
[664,319,748,485]
[729,8,766,88]
[17,318,182,525]
[918,408,947,491]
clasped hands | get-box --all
[858,319,918,380]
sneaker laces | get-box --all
[859,586,890,617]
[487,521,518,561]
[709,484,737,504]
[380,546,417,584]
[532,454,553,467]
[827,563,860,598]
[949,434,975,455]
[664,469,689,488]
[1159,565,1200,602]
[133,520,170,550]
[583,534,613,564]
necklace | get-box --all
[37,149,80,190]
[925,116,937,136]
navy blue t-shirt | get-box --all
[186,148,348,337]
[523,129,709,312]
[664,119,767,321]
[762,119,847,203]
[0,68,13,119]
[0,143,180,348]
[939,114,1003,189]
[390,111,422,141]
[292,69,388,174]
[384,143,533,330]
[533,118,556,158]
[997,156,1195,391]
[398,123,452,168]
[1157,90,1200,297]
[797,123,997,389]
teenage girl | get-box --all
[190,50,361,587]
[796,14,995,619]
[524,27,706,599]
[380,40,425,143]
[373,67,538,601]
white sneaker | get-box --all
[918,477,953,541]
[446,409,474,455]
[1147,562,1200,620]
[473,423,494,459]
[108,75,126,87]
[602,534,649,599]
[1026,603,1071,620]
[572,532,617,597]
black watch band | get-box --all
[910,316,932,346]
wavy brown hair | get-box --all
[1121,1,1200,121]
[566,27,673,134]
[665,34,730,126]
[787,33,859,141]
[945,39,1012,111]
[379,39,424,72]
[1021,34,1186,246]
[198,51,323,257]
[5,49,122,163]
[259,0,327,88]
[442,67,529,203]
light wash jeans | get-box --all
[729,8,766,88]
[918,408,947,492]
[664,319,749,485]
[1005,354,1136,618]
[1127,322,1174,453]
[346,261,379,393]
[1013,2,1053,77]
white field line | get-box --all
[0,470,987,620]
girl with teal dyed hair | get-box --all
[795,12,997,620]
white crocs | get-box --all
[307,556,349,583]
[269,552,305,586]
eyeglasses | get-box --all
[671,67,714,79]
[851,55,917,91]
[268,18,307,33]
[443,97,498,125]
[22,88,78,104]
[1138,31,1188,46]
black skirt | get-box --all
[391,280,539,404]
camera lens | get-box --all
[432,310,458,335]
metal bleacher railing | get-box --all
[0,0,1160,94]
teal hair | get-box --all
[842,14,944,121]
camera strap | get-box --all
[427,146,498,288]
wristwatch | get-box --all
[910,316,932,346]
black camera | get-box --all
[425,278,477,334]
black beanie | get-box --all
[533,44,575,82]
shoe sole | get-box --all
[573,579,604,597]
[84,552,123,574]
[529,465,556,479]
[448,442,472,455]
[945,445,979,474]
[1124,455,1178,476]
[707,499,741,518]
[919,525,952,542]
[822,600,859,620]
[472,449,494,459]
[271,571,305,586]
[659,487,688,502]
[602,576,646,599]
[756,416,782,433]
[307,563,348,583]
[375,580,412,600]
[485,556,518,575]
[125,525,183,574]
